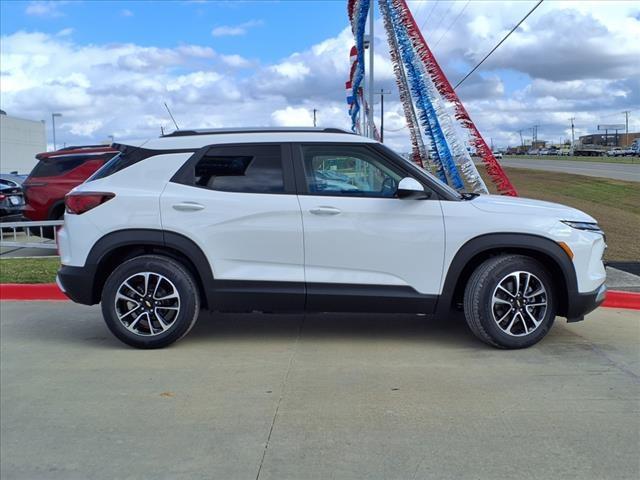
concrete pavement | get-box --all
[1,303,639,480]
[498,157,640,182]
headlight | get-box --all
[561,220,604,235]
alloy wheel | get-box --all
[491,271,548,337]
[114,272,181,336]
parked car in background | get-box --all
[0,176,25,221]
[23,145,119,236]
[492,151,503,159]
[0,173,28,185]
[607,147,624,157]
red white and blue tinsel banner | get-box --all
[347,0,371,133]
[385,0,517,196]
[346,0,516,195]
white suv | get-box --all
[56,128,607,349]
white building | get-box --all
[0,111,47,174]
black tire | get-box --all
[101,255,200,349]
[463,254,556,349]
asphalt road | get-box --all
[498,158,640,182]
[1,303,639,480]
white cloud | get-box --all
[25,1,66,17]
[211,19,263,37]
[1,1,639,152]
[121,9,134,17]
[271,106,314,126]
[56,28,74,37]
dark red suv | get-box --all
[23,145,119,227]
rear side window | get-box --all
[89,146,196,181]
[89,148,151,181]
[186,145,285,194]
[29,156,88,178]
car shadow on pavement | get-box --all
[182,310,480,348]
[1,302,483,350]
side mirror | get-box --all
[397,177,430,199]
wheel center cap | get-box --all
[145,300,152,308]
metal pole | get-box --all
[380,89,384,142]
[52,114,57,151]
[368,1,374,138]
[570,117,575,153]
[623,110,630,146]
[313,109,317,127]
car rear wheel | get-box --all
[101,255,200,349]
[463,254,556,349]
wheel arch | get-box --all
[437,233,577,318]
[48,200,66,220]
[86,229,214,308]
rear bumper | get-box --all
[56,264,97,305]
[566,284,607,322]
[0,213,26,222]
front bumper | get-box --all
[57,264,98,305]
[566,283,607,322]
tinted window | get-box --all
[89,148,148,181]
[301,145,403,197]
[29,157,88,178]
[191,145,284,194]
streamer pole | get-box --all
[368,2,375,138]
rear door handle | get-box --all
[172,202,205,212]
[310,206,341,216]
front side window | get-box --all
[301,145,403,197]
[192,145,284,194]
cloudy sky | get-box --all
[1,0,639,152]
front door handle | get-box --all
[172,202,205,212]
[310,206,341,216]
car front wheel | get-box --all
[463,254,556,349]
[101,255,200,349]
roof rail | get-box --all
[160,127,354,138]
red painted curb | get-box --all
[0,283,639,309]
[602,290,640,310]
[0,283,68,301]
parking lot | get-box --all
[1,302,638,480]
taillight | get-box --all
[65,192,115,214]
[0,194,6,201]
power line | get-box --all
[433,0,470,48]
[420,0,440,32]
[453,0,544,90]
[429,1,457,42]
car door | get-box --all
[160,143,305,309]
[294,143,445,312]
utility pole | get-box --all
[569,117,575,154]
[313,109,318,127]
[51,113,62,150]
[517,129,524,147]
[622,110,630,146]
[374,89,391,142]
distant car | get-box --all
[607,148,624,157]
[22,145,119,236]
[0,173,27,185]
[492,151,503,159]
[0,178,25,221]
